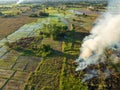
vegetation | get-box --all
[29,13,38,17]
[0,12,3,15]
[29,12,49,17]
[0,17,37,39]
[40,19,68,40]
[0,2,120,90]
[31,44,53,57]
[9,37,53,58]
[39,12,49,17]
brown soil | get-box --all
[0,16,37,39]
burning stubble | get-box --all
[75,0,120,71]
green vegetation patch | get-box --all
[40,18,68,40]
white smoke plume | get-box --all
[16,0,24,4]
[82,69,98,82]
[75,0,120,71]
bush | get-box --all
[0,12,3,15]
[13,46,34,56]
[29,12,49,17]
[64,42,73,51]
[39,12,49,17]
[34,44,53,57]
[29,14,38,17]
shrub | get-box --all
[29,14,38,17]
[34,44,53,57]
[39,12,49,17]
[29,12,49,17]
[0,12,3,15]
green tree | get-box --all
[40,20,67,40]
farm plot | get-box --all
[16,56,40,72]
[41,38,62,51]
[0,79,7,88]
[59,58,87,90]
[11,71,29,81]
[6,18,49,43]
[0,50,19,69]
[0,69,14,79]
[25,36,63,90]
[0,50,41,89]
[24,28,88,90]
[13,62,28,71]
[7,23,41,43]
[0,16,37,39]
[0,46,9,58]
[0,17,59,89]
[25,57,64,90]
[3,80,24,90]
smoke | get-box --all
[75,0,120,71]
[82,68,111,82]
[82,69,98,82]
[16,0,24,4]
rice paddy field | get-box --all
[0,16,37,39]
[0,50,40,90]
[0,4,98,90]
[0,2,120,90]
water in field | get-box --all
[0,19,48,58]
[0,14,69,58]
